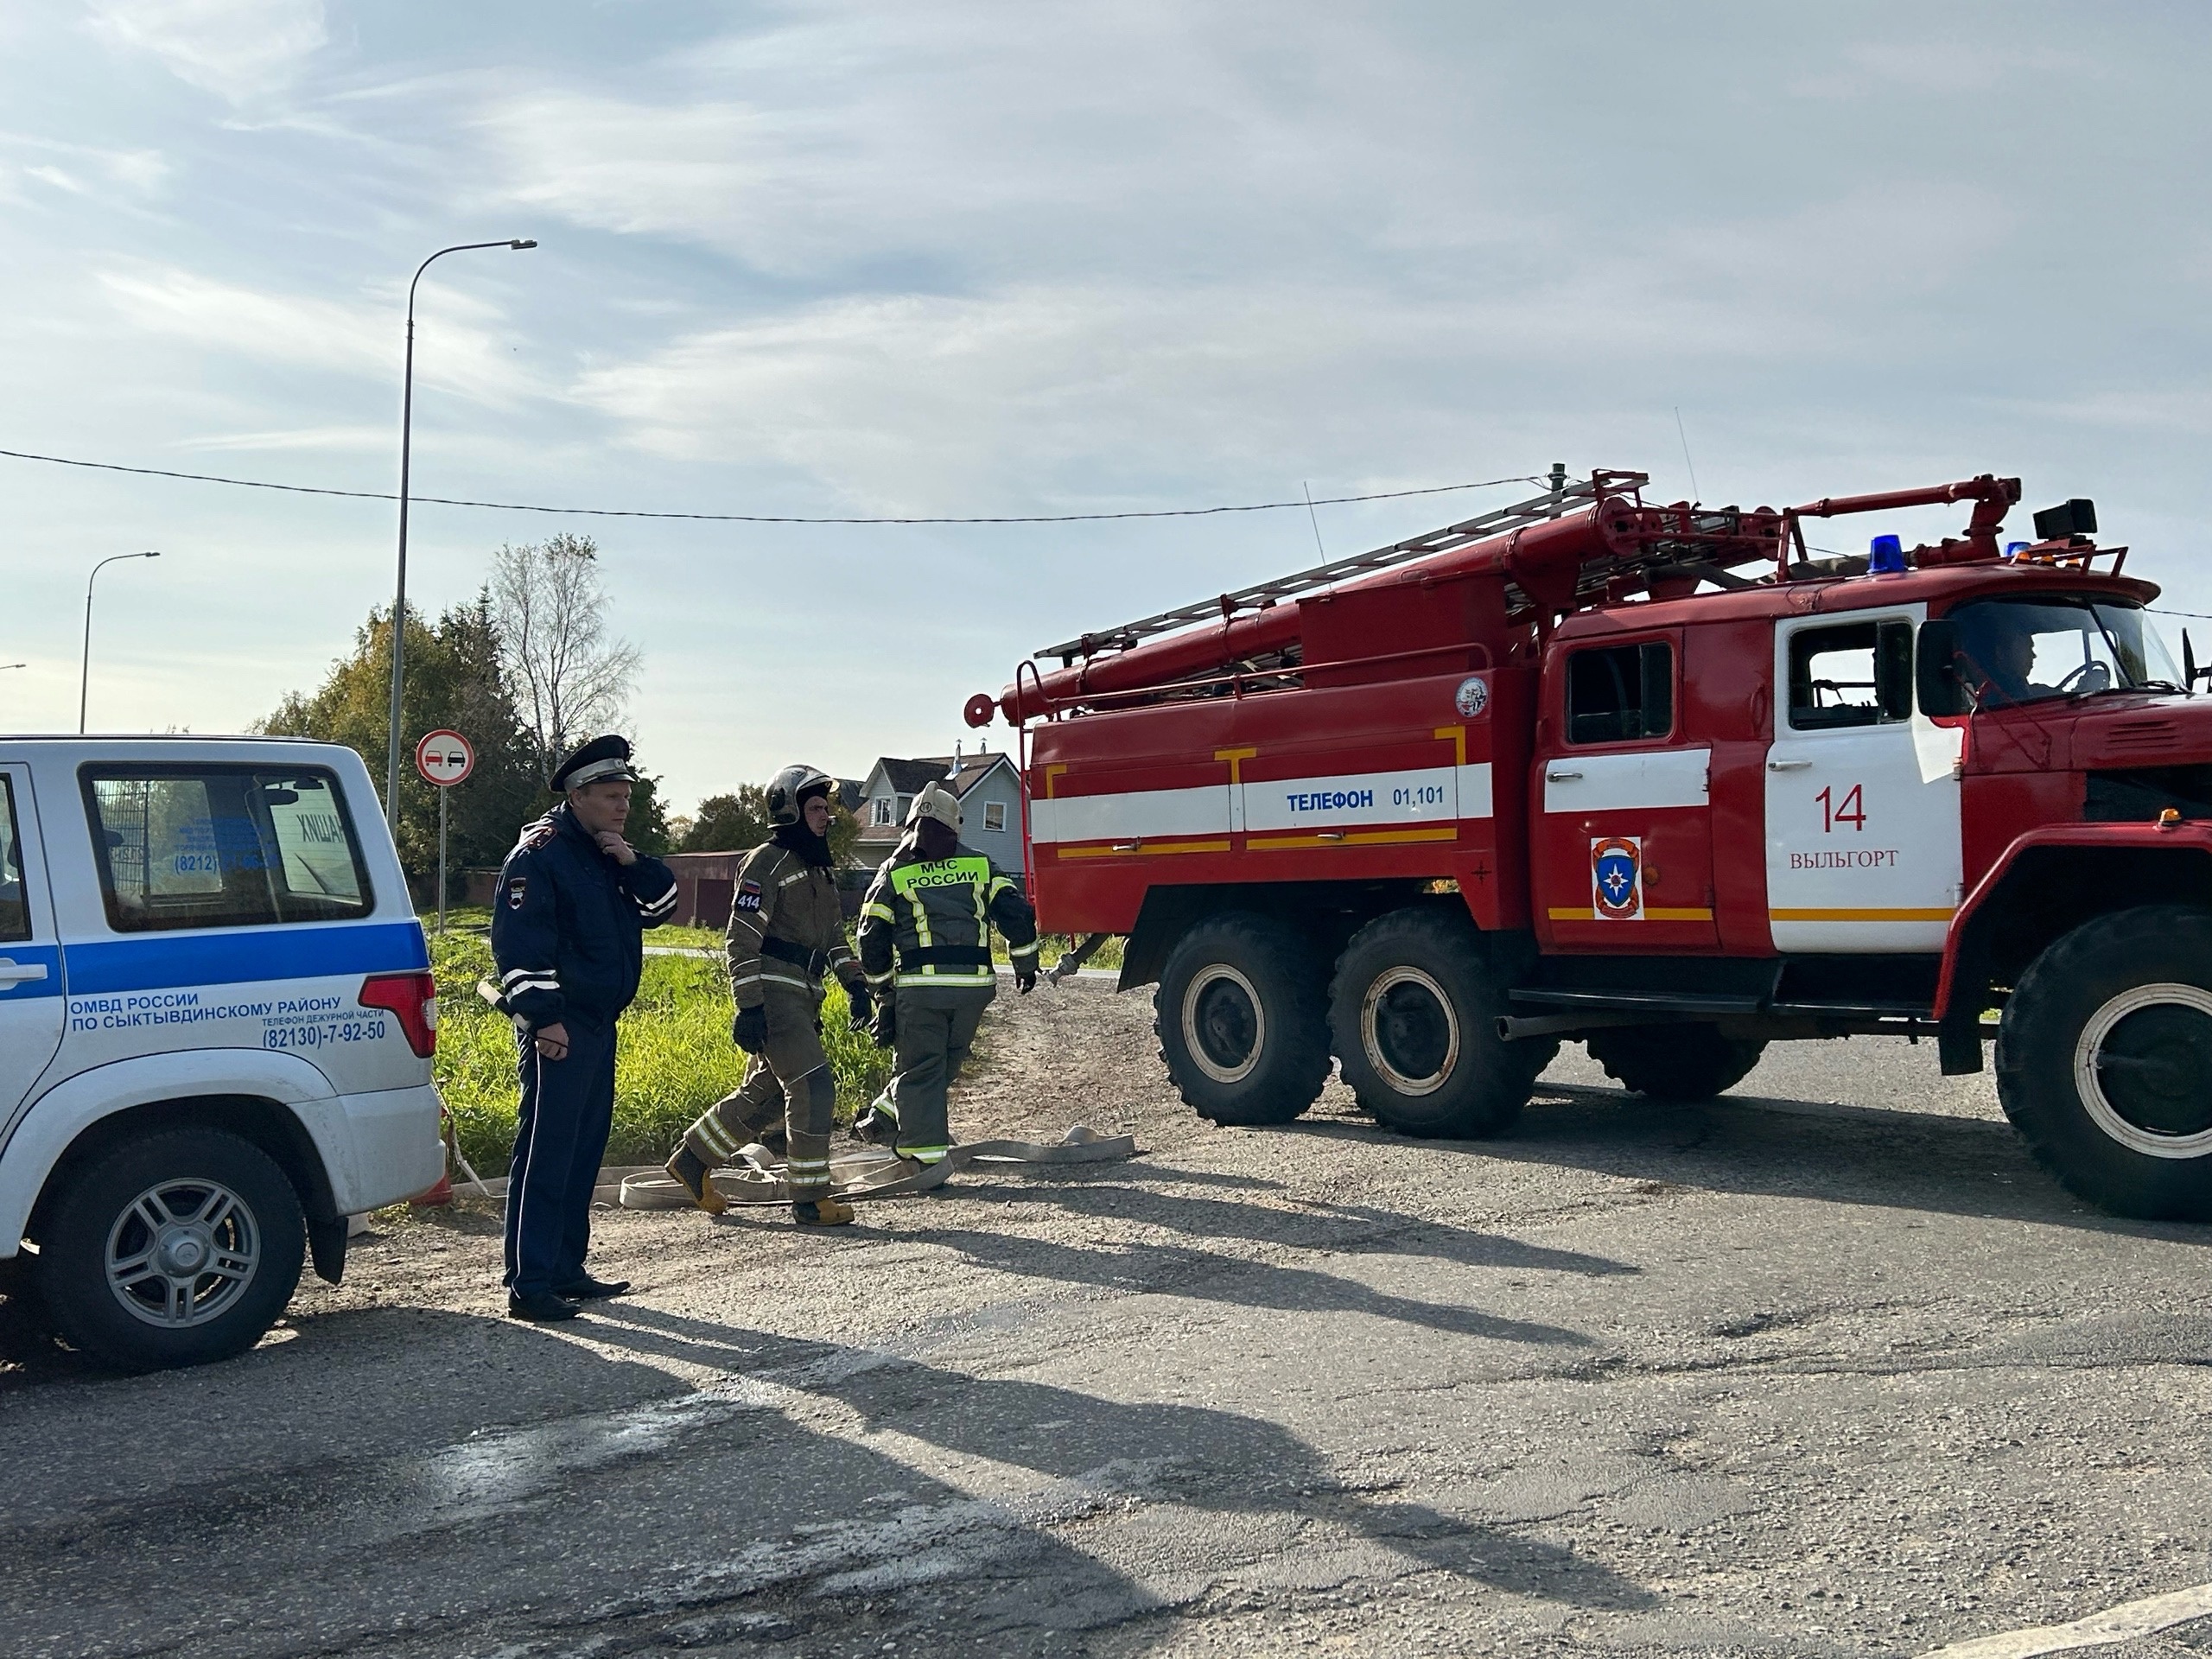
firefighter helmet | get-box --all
[766,764,835,826]
[906,779,963,831]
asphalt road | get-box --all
[3,982,2209,1659]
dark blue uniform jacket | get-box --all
[491,804,678,1030]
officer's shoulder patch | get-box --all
[516,819,558,853]
[734,878,763,913]
[506,875,529,910]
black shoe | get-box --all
[507,1290,582,1322]
[552,1274,630,1300]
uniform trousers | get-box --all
[880,983,992,1164]
[505,1012,616,1296]
[682,983,840,1200]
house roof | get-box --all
[868,752,1015,800]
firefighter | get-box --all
[852,780,1038,1167]
[664,765,873,1225]
[492,734,680,1322]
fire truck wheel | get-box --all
[1156,914,1332,1126]
[1327,908,1536,1138]
[1585,1025,1765,1102]
[1997,904,2212,1222]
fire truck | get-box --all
[964,469,2212,1221]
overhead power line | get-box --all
[0,446,1544,526]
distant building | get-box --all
[854,749,1026,874]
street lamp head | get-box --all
[143,550,160,560]
[512,239,537,250]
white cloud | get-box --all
[95,265,541,406]
[85,0,326,104]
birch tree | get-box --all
[487,533,642,785]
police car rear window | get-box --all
[81,766,375,933]
[0,777,28,944]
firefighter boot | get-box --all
[792,1196,855,1226]
[849,1090,898,1147]
[664,1147,727,1216]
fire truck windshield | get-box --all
[1946,595,2183,706]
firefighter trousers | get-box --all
[683,984,840,1200]
[880,983,992,1165]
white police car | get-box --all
[0,736,443,1370]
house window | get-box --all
[1565,641,1674,745]
[982,801,1007,832]
[896,796,913,823]
[871,797,893,826]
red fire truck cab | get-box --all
[969,471,2212,1221]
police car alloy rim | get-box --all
[2072,982,2212,1159]
[105,1177,261,1329]
[1361,966,1460,1096]
[1183,964,1265,1084]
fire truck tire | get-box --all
[1997,904,2212,1222]
[1155,914,1332,1126]
[1585,1026,1765,1102]
[1327,909,1536,1138]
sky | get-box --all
[4,1,2211,815]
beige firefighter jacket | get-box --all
[725,840,861,1010]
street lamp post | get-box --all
[384,237,537,837]
[79,550,161,734]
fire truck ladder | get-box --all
[1035,468,1649,665]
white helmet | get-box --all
[906,780,963,831]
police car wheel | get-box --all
[1998,904,2212,1222]
[1586,1025,1765,1102]
[1156,913,1330,1126]
[34,1128,306,1372]
[1328,906,1536,1138]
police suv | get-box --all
[0,737,443,1369]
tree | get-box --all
[626,772,674,855]
[487,532,642,785]
[680,786,772,852]
[261,597,543,891]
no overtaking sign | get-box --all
[414,729,474,788]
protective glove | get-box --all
[1015,962,1038,995]
[731,1003,767,1053]
[846,982,874,1032]
[868,1001,897,1049]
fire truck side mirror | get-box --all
[1916,619,1968,716]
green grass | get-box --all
[993,931,1125,971]
[430,931,891,1175]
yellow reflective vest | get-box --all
[856,836,1038,992]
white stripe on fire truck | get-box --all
[1031,765,1494,848]
[1540,747,1709,815]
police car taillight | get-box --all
[359,972,438,1058]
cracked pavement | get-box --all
[3,980,2209,1657]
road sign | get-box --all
[415,729,474,788]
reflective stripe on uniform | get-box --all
[898,1145,949,1165]
[861,901,895,925]
[894,969,992,988]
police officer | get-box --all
[492,734,679,1321]
[665,764,873,1224]
[852,781,1038,1167]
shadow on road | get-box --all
[1275,1081,2212,1245]
[0,1297,1655,1656]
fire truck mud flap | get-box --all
[1154,913,1332,1126]
[1328,907,1550,1139]
[1996,903,2212,1221]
